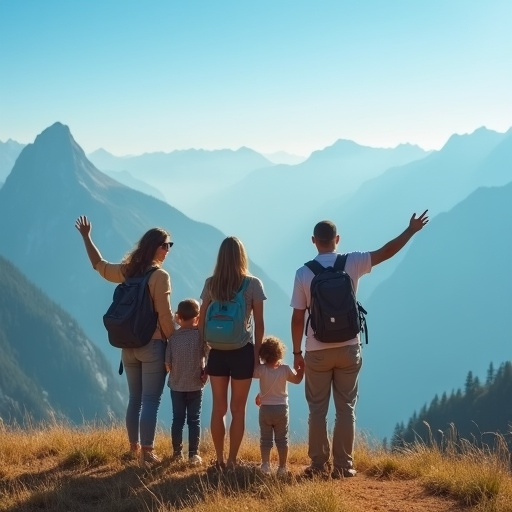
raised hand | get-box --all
[409,210,429,233]
[75,215,91,237]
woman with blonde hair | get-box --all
[199,236,266,470]
[75,215,174,466]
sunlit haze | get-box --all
[1,0,511,156]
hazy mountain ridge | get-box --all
[102,169,167,201]
[263,150,308,165]
[184,139,430,288]
[358,181,512,438]
[284,126,512,300]
[0,255,125,424]
[0,138,25,181]
[87,145,275,215]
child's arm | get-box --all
[287,364,304,384]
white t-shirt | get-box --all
[290,251,371,351]
[253,363,297,405]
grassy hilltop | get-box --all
[1,420,511,512]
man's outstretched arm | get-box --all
[370,210,429,267]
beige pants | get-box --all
[305,344,362,470]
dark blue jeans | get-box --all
[170,389,203,457]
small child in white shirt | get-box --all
[253,335,304,476]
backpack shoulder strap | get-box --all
[304,260,325,276]
[143,266,158,281]
[234,276,250,297]
[127,266,157,283]
[333,254,348,272]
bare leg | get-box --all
[227,378,252,465]
[210,376,229,463]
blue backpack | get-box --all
[103,267,158,349]
[204,277,250,350]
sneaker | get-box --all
[303,464,330,479]
[331,467,357,479]
[139,449,162,467]
[276,466,288,478]
[260,462,271,475]
[189,454,203,466]
[170,452,184,463]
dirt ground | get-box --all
[332,473,468,512]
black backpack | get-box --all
[103,267,158,349]
[305,254,368,344]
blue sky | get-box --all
[1,0,511,156]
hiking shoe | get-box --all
[170,452,184,463]
[260,462,271,475]
[331,467,357,479]
[303,464,330,479]
[189,454,203,466]
[276,465,288,478]
[129,443,140,458]
[139,449,162,466]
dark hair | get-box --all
[313,220,337,242]
[122,227,170,277]
[177,299,200,321]
[259,335,285,365]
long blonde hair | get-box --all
[208,236,249,301]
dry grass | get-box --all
[0,419,511,511]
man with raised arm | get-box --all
[291,211,429,478]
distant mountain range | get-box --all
[86,139,430,293]
[87,145,274,216]
[171,140,431,290]
[0,255,125,424]
[274,127,512,297]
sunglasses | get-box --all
[160,242,174,250]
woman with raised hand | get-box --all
[199,236,266,470]
[75,215,174,466]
